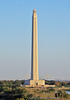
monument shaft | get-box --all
[31,9,39,80]
[25,9,45,87]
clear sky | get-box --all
[0,0,70,80]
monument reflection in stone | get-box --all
[25,9,45,87]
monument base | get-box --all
[25,80,45,87]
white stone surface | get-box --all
[25,9,45,87]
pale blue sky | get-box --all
[0,0,70,80]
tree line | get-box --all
[45,80,70,87]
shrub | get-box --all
[27,93,33,98]
[63,92,69,98]
[49,88,55,92]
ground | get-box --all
[18,87,70,100]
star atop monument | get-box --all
[33,9,36,13]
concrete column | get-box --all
[31,9,39,80]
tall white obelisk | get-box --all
[31,9,39,80]
[25,9,45,87]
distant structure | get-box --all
[25,9,55,87]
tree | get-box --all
[55,81,61,86]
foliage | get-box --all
[0,80,26,99]
[60,81,67,86]
[45,80,70,87]
[48,88,55,92]
[55,81,61,86]
[45,80,55,85]
[27,93,33,98]
[55,90,69,98]
[63,92,69,98]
